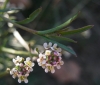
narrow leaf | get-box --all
[60,25,93,35]
[42,36,77,56]
[0,8,19,12]
[47,35,77,43]
[37,12,79,34]
[17,7,42,24]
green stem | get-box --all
[0,71,8,78]
[3,0,9,9]
[1,47,38,56]
[0,15,37,35]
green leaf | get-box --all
[42,36,77,56]
[0,8,19,12]
[17,7,42,24]
[47,35,77,43]
[37,12,80,34]
[59,25,93,35]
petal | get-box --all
[26,57,30,61]
[17,74,21,77]
[58,53,62,57]
[12,75,16,79]
[37,58,40,62]
[25,74,29,77]
[30,68,33,72]
[56,48,62,52]
[24,79,28,83]
[38,63,42,66]
[42,60,46,64]
[10,70,13,75]
[51,67,55,73]
[43,55,46,59]
[32,63,35,66]
[51,47,54,51]
[39,53,43,58]
[17,56,20,59]
[53,43,57,49]
[13,59,16,63]
[45,68,48,73]
[42,65,45,68]
[43,43,47,49]
[18,78,21,83]
[60,61,64,65]
[56,65,61,69]
[16,63,20,66]
[49,42,52,47]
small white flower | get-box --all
[37,42,64,73]
[13,56,23,64]
[43,42,52,49]
[9,56,35,83]
[24,57,35,68]
[45,50,52,56]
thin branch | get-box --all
[0,15,37,35]
[1,47,38,56]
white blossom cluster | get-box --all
[37,42,64,73]
[10,56,34,83]
[9,42,64,83]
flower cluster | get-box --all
[10,56,34,83]
[8,42,64,83]
[37,42,64,73]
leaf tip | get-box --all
[90,25,94,27]
[39,7,42,11]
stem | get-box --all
[1,47,38,56]
[3,0,9,9]
[0,15,37,35]
[0,71,8,78]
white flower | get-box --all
[13,56,23,64]
[18,76,28,83]
[37,42,64,73]
[24,57,35,68]
[37,53,46,66]
[43,42,52,49]
[9,56,35,83]
[45,50,52,56]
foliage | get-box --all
[0,0,94,84]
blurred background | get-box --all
[0,0,100,85]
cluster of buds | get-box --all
[37,42,64,73]
[10,56,34,83]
